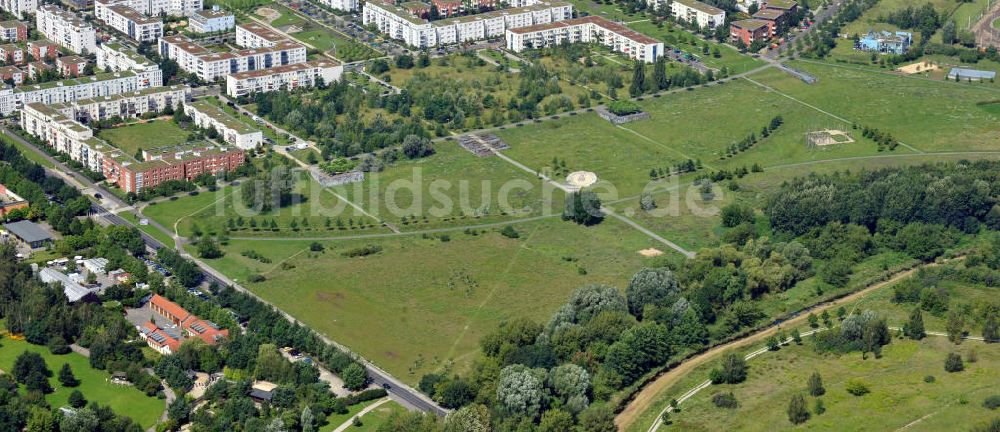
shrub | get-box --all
[608,100,641,116]
[500,225,520,239]
[342,245,383,258]
[984,396,1000,410]
[846,380,870,396]
[711,392,738,409]
[924,375,935,383]
[945,352,964,373]
[247,274,265,283]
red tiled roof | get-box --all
[150,293,191,322]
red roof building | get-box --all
[730,19,774,46]
[141,294,229,354]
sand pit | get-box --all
[897,61,939,75]
[639,248,664,257]
[807,129,855,147]
[566,171,598,188]
[256,7,280,23]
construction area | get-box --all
[457,133,511,157]
[806,129,855,147]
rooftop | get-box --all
[108,5,162,25]
[0,20,26,29]
[948,68,997,79]
[672,0,724,16]
[14,71,137,93]
[508,15,660,45]
[39,268,94,302]
[432,1,571,26]
[731,19,771,31]
[193,8,233,19]
[764,0,797,10]
[227,59,341,80]
[188,100,258,134]
[753,8,784,20]
[3,220,53,243]
[237,22,286,42]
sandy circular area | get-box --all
[566,171,598,188]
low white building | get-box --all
[189,6,234,33]
[96,0,164,42]
[36,5,98,54]
[507,16,664,62]
[0,0,36,19]
[234,22,286,48]
[363,0,573,48]
[82,257,109,274]
[183,100,263,149]
[40,268,98,302]
[318,0,357,12]
[159,34,308,82]
[666,0,725,29]
[97,42,165,87]
[226,59,342,98]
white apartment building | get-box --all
[96,42,164,87]
[667,0,725,29]
[506,16,664,62]
[60,85,188,123]
[36,5,99,54]
[183,100,262,149]
[363,0,573,48]
[226,59,342,98]
[189,7,234,33]
[21,103,111,172]
[96,1,164,43]
[159,34,307,81]
[101,0,202,17]
[234,22,285,48]
[0,0,36,19]
[0,71,157,115]
[0,21,27,42]
[318,0,357,12]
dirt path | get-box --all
[615,261,941,431]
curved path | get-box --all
[331,398,391,432]
[616,259,956,431]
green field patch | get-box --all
[226,217,660,383]
[98,120,191,156]
[628,21,766,74]
[0,337,163,428]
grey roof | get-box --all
[39,268,94,302]
[3,220,52,243]
[948,68,996,79]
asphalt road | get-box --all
[6,128,447,416]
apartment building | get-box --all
[96,42,164,87]
[189,7,235,33]
[57,55,88,77]
[235,22,286,48]
[21,103,113,172]
[26,62,50,80]
[506,16,663,62]
[183,100,263,149]
[159,34,307,81]
[104,141,245,193]
[0,21,27,42]
[36,5,98,54]
[100,0,202,17]
[0,44,23,64]
[226,59,342,98]
[0,70,154,115]
[96,0,164,42]
[60,85,187,123]
[730,18,772,46]
[0,65,23,85]
[28,40,61,61]
[363,0,573,48]
[318,0,357,12]
[667,0,725,29]
[0,0,37,19]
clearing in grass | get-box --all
[97,120,190,156]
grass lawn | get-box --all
[628,275,1000,432]
[117,210,175,247]
[223,217,661,383]
[352,400,409,431]
[98,121,190,156]
[140,173,387,239]
[320,398,383,431]
[628,21,766,74]
[0,337,163,428]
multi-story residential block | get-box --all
[234,22,285,48]
[763,0,798,14]
[96,0,164,42]
[104,141,245,193]
[363,0,573,48]
[226,59,342,98]
[36,5,99,54]
[0,65,23,85]
[96,42,164,87]
[99,0,202,17]
[26,62,51,80]
[667,0,725,29]
[0,44,24,64]
[28,40,61,61]
[159,34,307,81]
[57,55,88,77]
[189,6,234,33]
[506,16,663,62]
[0,21,27,42]
[0,0,37,19]
[317,0,357,12]
[21,103,114,173]
[183,100,263,149]
[61,85,187,123]
[730,19,772,46]
[752,7,785,35]
[1,70,155,115]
